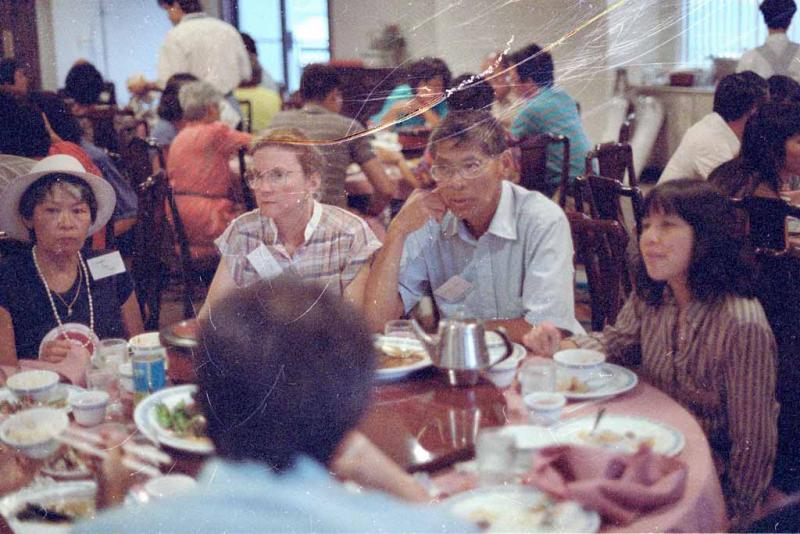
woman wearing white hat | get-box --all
[0,155,143,364]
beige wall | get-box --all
[329,0,683,144]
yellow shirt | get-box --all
[234,86,282,134]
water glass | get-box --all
[475,428,517,487]
[518,358,557,396]
[97,338,128,373]
[384,320,415,339]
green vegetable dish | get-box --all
[154,400,207,439]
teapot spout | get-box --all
[410,319,439,361]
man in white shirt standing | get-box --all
[659,72,768,183]
[131,0,251,127]
[738,0,800,82]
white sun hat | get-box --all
[0,154,116,242]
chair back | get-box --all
[238,147,256,211]
[730,196,800,254]
[237,100,253,133]
[514,133,571,201]
[567,212,631,330]
[585,142,637,187]
[618,115,633,144]
[128,138,170,329]
[581,174,644,237]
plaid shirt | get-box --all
[215,202,381,295]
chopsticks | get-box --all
[55,426,171,478]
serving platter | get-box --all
[38,323,99,358]
[0,480,97,534]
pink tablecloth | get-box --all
[436,380,728,533]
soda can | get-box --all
[129,333,167,404]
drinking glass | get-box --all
[97,338,128,373]
[384,320,417,357]
[518,358,557,396]
[475,427,517,487]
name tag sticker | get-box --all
[87,251,126,281]
[434,275,473,303]
[247,244,283,279]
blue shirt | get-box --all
[510,86,591,187]
[370,84,449,128]
[79,457,470,533]
[398,181,584,334]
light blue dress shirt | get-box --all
[79,456,471,533]
[399,181,584,334]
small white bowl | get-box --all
[144,474,196,499]
[6,370,60,402]
[553,349,606,382]
[69,391,110,427]
[0,407,69,458]
[484,367,517,388]
[524,392,567,426]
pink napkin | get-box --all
[524,444,688,526]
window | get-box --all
[238,0,330,92]
[682,0,800,67]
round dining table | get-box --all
[363,366,728,533]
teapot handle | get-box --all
[487,327,514,366]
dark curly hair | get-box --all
[512,43,555,88]
[406,57,451,93]
[157,72,198,122]
[636,179,754,306]
[447,73,494,112]
[64,62,104,106]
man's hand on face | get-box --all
[388,188,447,237]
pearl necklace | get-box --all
[32,246,95,344]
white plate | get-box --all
[556,364,638,400]
[0,480,97,534]
[374,336,434,381]
[374,332,521,381]
[38,323,99,358]
[134,384,214,455]
[552,414,686,456]
[444,485,600,533]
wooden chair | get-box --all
[585,142,637,187]
[238,147,256,211]
[237,100,253,133]
[580,174,644,237]
[567,212,631,330]
[513,134,574,205]
[618,111,635,144]
[730,196,800,254]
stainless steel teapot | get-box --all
[411,317,513,386]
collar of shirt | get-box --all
[442,181,517,243]
[179,12,208,23]
[198,455,330,492]
[766,32,790,46]
[301,103,328,114]
[262,200,323,248]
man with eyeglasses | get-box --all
[364,110,584,342]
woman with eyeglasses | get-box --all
[199,129,381,317]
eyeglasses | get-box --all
[246,168,297,188]
[430,158,493,182]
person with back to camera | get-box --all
[81,277,469,532]
[523,179,778,527]
[738,0,800,82]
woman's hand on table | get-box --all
[522,322,562,357]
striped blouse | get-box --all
[571,291,778,524]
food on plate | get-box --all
[43,447,90,476]
[577,429,656,450]
[379,353,425,369]
[155,400,207,440]
[15,500,95,524]
[451,492,581,532]
[556,375,590,394]
[4,419,56,445]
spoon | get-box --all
[589,407,606,435]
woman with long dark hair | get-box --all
[523,179,778,527]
